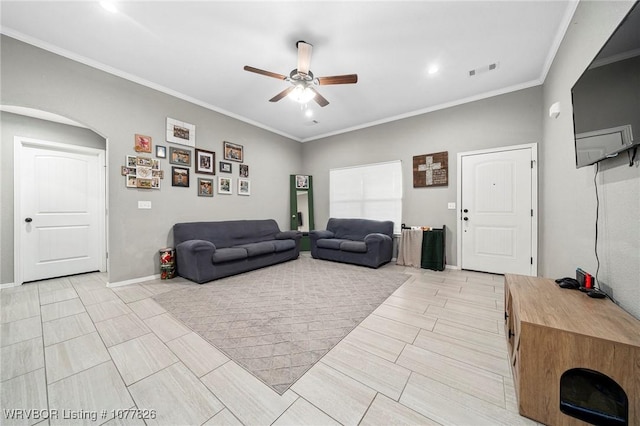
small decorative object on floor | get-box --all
[159,248,175,279]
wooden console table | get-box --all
[504,274,640,425]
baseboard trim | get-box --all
[0,282,18,289]
[446,264,460,270]
[107,274,160,288]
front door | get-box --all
[458,144,537,275]
[17,137,105,283]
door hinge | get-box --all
[531,209,533,217]
[531,160,534,168]
[531,257,533,265]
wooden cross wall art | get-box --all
[413,151,448,188]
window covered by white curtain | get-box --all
[330,160,403,234]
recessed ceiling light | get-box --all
[100,1,118,13]
[427,65,439,75]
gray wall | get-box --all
[302,87,543,266]
[541,0,639,318]
[1,35,302,284]
[0,112,106,284]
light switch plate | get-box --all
[447,202,456,210]
[138,201,152,209]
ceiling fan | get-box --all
[244,41,358,107]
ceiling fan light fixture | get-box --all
[288,85,316,104]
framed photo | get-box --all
[239,164,249,178]
[156,145,166,158]
[197,178,214,197]
[136,156,152,167]
[134,134,152,153]
[295,175,309,189]
[172,166,190,187]
[195,148,215,175]
[169,147,191,166]
[121,166,134,176]
[223,141,243,162]
[137,178,153,189]
[151,177,161,190]
[126,175,138,188]
[218,176,232,194]
[238,178,250,196]
[166,117,195,147]
[126,155,137,168]
[219,161,232,173]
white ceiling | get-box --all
[0,1,577,142]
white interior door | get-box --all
[458,144,537,276]
[16,138,105,283]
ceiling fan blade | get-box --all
[244,65,287,80]
[269,86,295,102]
[309,88,329,107]
[317,74,358,85]
[297,41,313,75]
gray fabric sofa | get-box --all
[309,218,394,268]
[173,219,301,284]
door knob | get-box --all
[463,217,469,221]
[463,209,468,213]
[25,217,33,223]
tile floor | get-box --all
[1,257,540,425]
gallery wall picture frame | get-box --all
[169,147,192,166]
[156,145,166,158]
[218,176,232,194]
[238,178,250,196]
[219,161,232,173]
[123,155,163,189]
[239,164,249,178]
[166,117,195,147]
[197,178,214,197]
[136,157,152,167]
[126,175,138,188]
[134,134,152,153]
[195,148,215,175]
[295,175,309,189]
[223,141,243,162]
[172,166,190,187]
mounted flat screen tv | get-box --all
[571,1,640,168]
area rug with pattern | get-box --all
[153,256,410,394]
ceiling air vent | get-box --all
[469,62,500,77]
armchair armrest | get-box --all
[276,230,302,240]
[175,240,216,283]
[176,239,216,254]
[309,229,334,258]
[364,233,392,244]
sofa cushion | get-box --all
[340,240,367,253]
[212,248,248,264]
[235,242,275,257]
[272,239,296,252]
[316,238,348,250]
